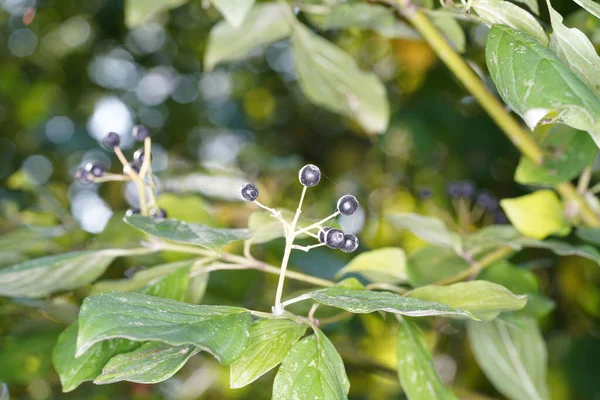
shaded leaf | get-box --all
[140,265,190,301]
[407,281,527,320]
[500,190,570,239]
[76,292,250,365]
[473,0,547,45]
[0,249,141,298]
[230,319,307,388]
[486,25,600,144]
[125,0,187,28]
[430,13,466,53]
[290,287,477,319]
[467,316,549,400]
[211,0,255,27]
[0,383,7,400]
[407,246,470,286]
[53,323,138,392]
[576,226,600,246]
[514,0,540,14]
[125,215,251,252]
[291,22,390,134]
[272,329,349,400]
[204,3,291,71]
[397,317,458,400]
[515,125,597,185]
[336,247,407,283]
[388,213,462,251]
[95,342,199,384]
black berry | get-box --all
[84,162,106,178]
[133,148,148,166]
[318,227,332,243]
[75,167,92,184]
[102,132,120,149]
[151,208,167,219]
[447,180,475,199]
[340,233,359,253]
[299,164,321,187]
[476,190,499,211]
[125,208,140,217]
[132,125,150,141]
[241,182,259,202]
[337,194,359,216]
[123,162,140,175]
[325,228,344,249]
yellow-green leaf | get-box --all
[336,247,407,283]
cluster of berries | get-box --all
[240,164,360,253]
[446,180,499,212]
[74,125,166,219]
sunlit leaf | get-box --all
[407,246,470,286]
[211,0,255,27]
[0,249,142,298]
[571,0,600,19]
[467,316,549,400]
[272,329,349,400]
[0,383,7,400]
[388,213,462,251]
[486,25,600,145]
[407,281,527,320]
[94,342,199,384]
[53,323,139,392]
[230,319,307,388]
[515,125,597,185]
[125,0,188,28]
[500,190,570,239]
[290,287,477,319]
[204,3,291,71]
[397,317,458,400]
[291,22,390,134]
[125,215,251,252]
[336,247,408,283]
[472,0,547,45]
[514,0,540,14]
[547,0,600,94]
[76,292,250,365]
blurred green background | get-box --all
[1,0,600,399]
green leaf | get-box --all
[125,215,251,252]
[430,13,466,53]
[0,383,7,400]
[76,292,251,365]
[125,0,188,28]
[407,281,527,320]
[514,0,540,14]
[478,260,539,293]
[572,0,600,19]
[94,342,199,384]
[291,22,390,134]
[515,125,597,185]
[306,3,419,40]
[272,329,349,400]
[547,0,600,94]
[53,323,139,392]
[0,249,137,298]
[486,25,600,145]
[186,274,209,304]
[467,316,549,400]
[576,226,600,246]
[290,287,477,319]
[500,190,570,239]
[211,0,255,27]
[472,0,547,45]
[336,247,407,283]
[407,246,470,286]
[248,209,318,244]
[388,213,462,251]
[230,319,307,388]
[140,265,190,301]
[204,3,291,71]
[396,317,458,400]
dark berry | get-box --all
[476,190,499,211]
[102,132,121,149]
[458,180,476,198]
[84,162,106,178]
[132,125,150,141]
[299,164,321,187]
[75,167,92,184]
[240,182,259,202]
[151,208,167,219]
[337,194,359,216]
[318,227,332,243]
[123,162,140,175]
[418,187,432,199]
[125,208,140,217]
[447,182,461,198]
[494,210,509,224]
[325,228,344,249]
[340,233,359,253]
[133,148,149,166]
